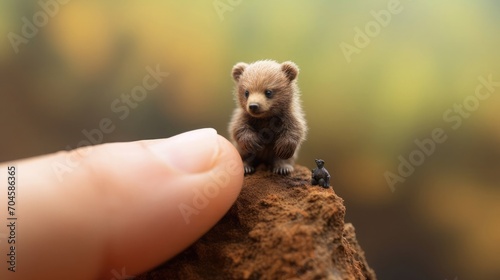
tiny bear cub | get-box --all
[228,60,307,175]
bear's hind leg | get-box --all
[318,179,328,188]
[243,156,259,175]
[242,153,259,175]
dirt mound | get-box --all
[138,165,376,279]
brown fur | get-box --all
[228,60,307,175]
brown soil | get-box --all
[137,165,376,279]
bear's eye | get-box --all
[265,89,273,98]
[244,90,249,98]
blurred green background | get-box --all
[1,1,500,279]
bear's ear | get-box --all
[281,61,299,81]
[232,62,248,82]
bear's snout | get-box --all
[248,103,259,112]
[246,93,268,116]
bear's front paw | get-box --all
[244,164,255,175]
[239,135,263,153]
[274,139,297,159]
[273,163,294,175]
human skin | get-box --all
[0,128,243,280]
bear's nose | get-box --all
[249,103,259,112]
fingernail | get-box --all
[148,128,220,174]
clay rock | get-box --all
[137,165,376,279]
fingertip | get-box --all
[99,132,244,277]
[8,130,245,280]
[146,128,219,174]
[161,133,244,244]
[215,133,245,200]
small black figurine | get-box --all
[311,159,330,188]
